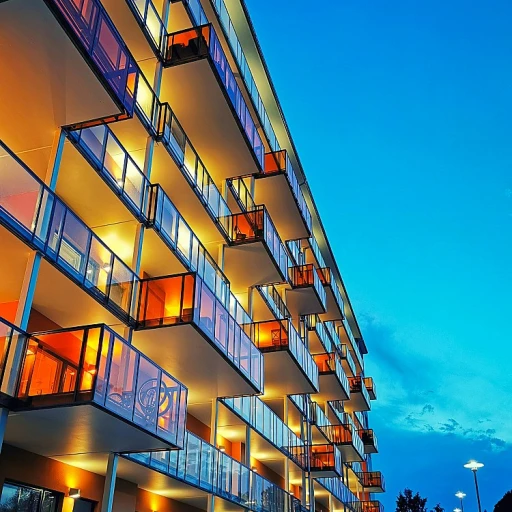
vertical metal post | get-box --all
[100,453,118,512]
[473,470,482,512]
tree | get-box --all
[395,489,444,512]
[396,489,428,512]
[494,490,512,512]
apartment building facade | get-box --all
[0,0,384,511]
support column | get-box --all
[3,252,42,397]
[0,408,8,454]
[46,129,66,189]
[100,453,118,512]
[207,399,219,512]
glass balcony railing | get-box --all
[148,184,231,308]
[304,315,334,354]
[289,265,327,309]
[317,422,365,460]
[360,501,384,512]
[0,143,137,323]
[337,344,357,376]
[157,102,232,223]
[360,429,379,453]
[288,394,311,420]
[309,444,342,476]
[313,353,350,398]
[126,0,167,53]
[220,206,290,280]
[0,318,30,399]
[179,0,209,27]
[66,125,151,221]
[311,401,329,429]
[49,0,137,115]
[286,239,304,267]
[250,319,319,391]
[227,177,257,213]
[340,317,363,368]
[17,324,187,447]
[221,396,307,470]
[165,24,264,168]
[318,267,345,317]
[125,429,298,512]
[316,478,359,511]
[348,376,371,407]
[364,377,377,400]
[309,235,327,269]
[263,151,312,233]
[137,273,263,390]
[357,471,386,492]
[255,285,290,321]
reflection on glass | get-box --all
[137,273,263,390]
[16,325,187,447]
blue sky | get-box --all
[246,0,512,510]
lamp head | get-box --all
[455,491,466,499]
[464,460,484,471]
[454,508,462,512]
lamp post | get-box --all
[464,460,484,512]
[455,491,466,512]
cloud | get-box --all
[359,314,512,451]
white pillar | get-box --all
[101,453,118,512]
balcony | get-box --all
[155,102,232,244]
[220,396,307,472]
[347,377,371,412]
[337,343,357,377]
[161,24,264,180]
[360,429,379,454]
[0,318,30,406]
[316,423,364,463]
[313,353,350,401]
[253,151,312,240]
[0,143,138,327]
[0,0,136,164]
[364,376,377,400]
[309,444,342,478]
[64,125,151,224]
[250,319,319,395]
[357,471,385,493]
[286,265,327,317]
[317,267,345,321]
[133,272,263,402]
[361,501,384,512]
[304,314,334,355]
[339,318,363,374]
[221,207,289,290]
[4,324,187,456]
[121,429,300,512]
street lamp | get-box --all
[455,491,466,512]
[454,508,461,512]
[464,460,484,512]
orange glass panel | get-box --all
[264,150,286,174]
[252,320,288,350]
[290,264,315,287]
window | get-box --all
[0,482,60,512]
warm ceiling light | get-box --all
[251,466,258,473]
[102,264,112,273]
[219,446,225,452]
[68,488,81,499]
[26,347,35,355]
